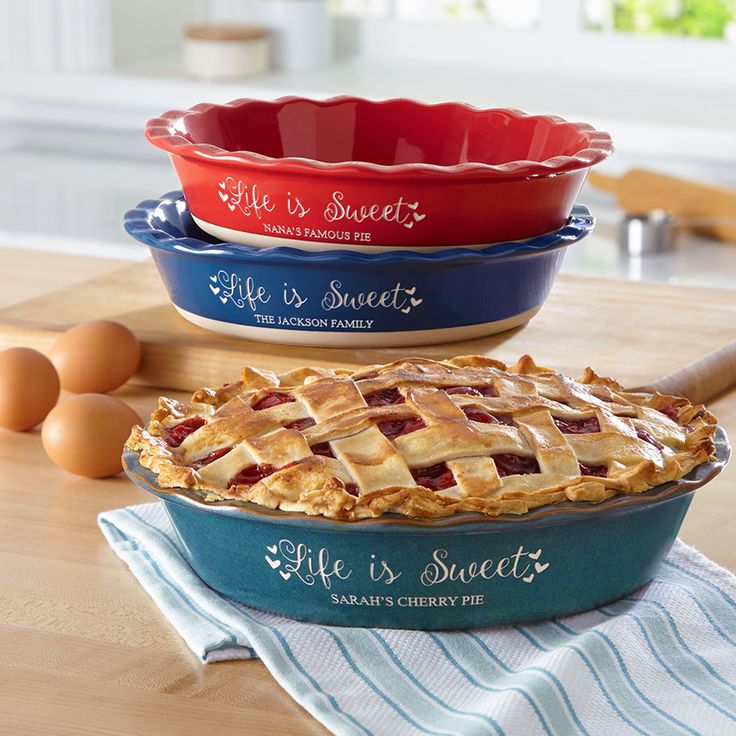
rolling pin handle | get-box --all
[642,341,736,405]
[587,171,620,194]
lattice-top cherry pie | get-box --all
[126,355,718,519]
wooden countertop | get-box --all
[1,247,734,736]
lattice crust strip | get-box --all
[126,355,718,520]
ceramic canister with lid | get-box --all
[183,24,270,79]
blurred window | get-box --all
[332,0,736,40]
[395,0,540,25]
[331,0,541,26]
[584,0,736,40]
[330,0,389,16]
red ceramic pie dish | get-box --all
[145,96,613,248]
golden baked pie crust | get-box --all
[126,355,718,520]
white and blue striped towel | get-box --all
[98,503,736,736]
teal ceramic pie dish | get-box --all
[122,427,729,630]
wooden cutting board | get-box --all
[0,259,734,392]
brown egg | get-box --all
[42,394,141,478]
[0,347,60,431]
[50,320,141,394]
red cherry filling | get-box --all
[190,447,232,470]
[378,417,426,440]
[285,417,316,431]
[492,454,540,477]
[446,386,482,397]
[462,407,515,426]
[659,404,679,421]
[364,388,405,407]
[311,442,335,458]
[411,463,456,491]
[579,462,608,478]
[636,428,664,451]
[465,408,495,423]
[553,416,601,434]
[163,416,206,447]
[230,463,275,486]
[345,483,359,496]
[253,392,295,411]
[493,413,515,426]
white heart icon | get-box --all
[209,284,220,295]
[218,191,229,202]
[407,201,419,210]
[401,306,411,314]
[405,286,416,295]
[403,221,414,229]
[522,574,535,583]
[265,555,281,569]
[218,181,226,189]
[209,274,218,283]
[227,203,236,212]
[219,296,228,304]
[413,212,426,222]
[534,562,550,574]
[266,544,278,554]
[528,549,542,560]
[279,570,291,581]
[410,297,423,308]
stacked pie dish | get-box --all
[124,194,595,346]
[145,96,613,248]
[128,96,612,346]
[123,356,728,628]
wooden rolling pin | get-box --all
[633,339,736,405]
[589,168,736,244]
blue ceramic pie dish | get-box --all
[123,193,595,347]
[122,427,729,630]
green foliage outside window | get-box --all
[589,0,736,38]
